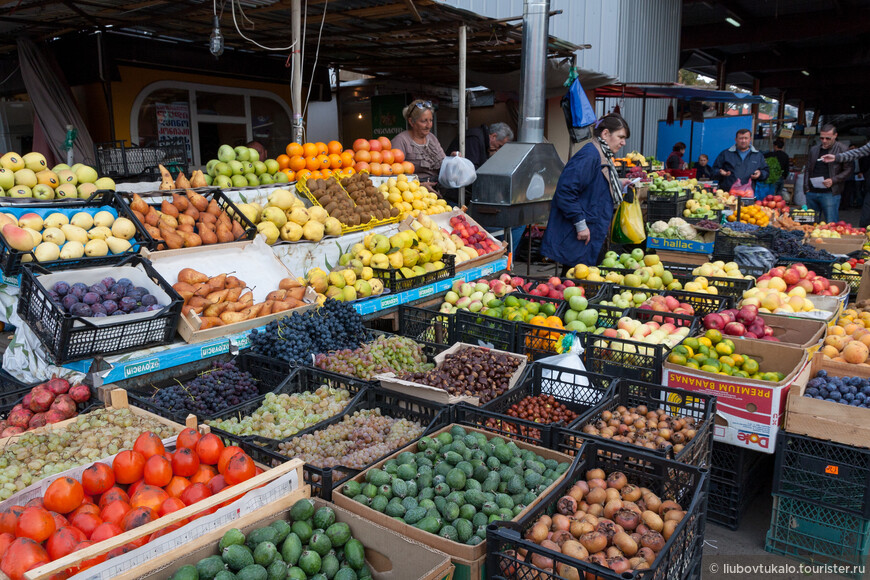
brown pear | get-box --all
[199,227,218,245]
[216,223,234,243]
[145,210,161,228]
[172,193,190,211]
[266,290,287,302]
[161,199,179,218]
[208,273,227,290]
[132,210,145,224]
[180,231,202,247]
[177,214,195,227]
[258,301,274,316]
[231,220,245,239]
[188,191,208,212]
[199,213,217,225]
[172,282,196,301]
[286,286,306,301]
[159,214,178,229]
[160,227,184,249]
[178,268,209,285]
[279,277,302,290]
[206,288,229,303]
[183,205,200,220]
[175,172,191,189]
[238,291,254,305]
[206,199,222,217]
[189,170,208,188]
[225,287,243,302]
[130,193,150,215]
[199,316,225,330]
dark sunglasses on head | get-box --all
[414,101,433,110]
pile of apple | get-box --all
[564,263,606,282]
[204,144,289,188]
[0,211,137,262]
[598,250,682,291]
[449,215,502,257]
[598,288,654,310]
[560,291,607,333]
[0,151,115,200]
[810,227,841,239]
[692,261,751,280]
[518,276,588,301]
[590,316,692,351]
[439,276,521,315]
[756,194,789,213]
[814,221,866,236]
[638,294,696,321]
[702,305,777,341]
[757,264,840,297]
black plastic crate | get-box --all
[832,266,862,299]
[566,378,715,467]
[776,257,837,279]
[765,495,870,578]
[707,446,773,530]
[662,289,734,317]
[454,310,517,352]
[124,351,294,424]
[0,191,153,277]
[397,303,453,348]
[116,188,258,250]
[684,208,723,225]
[17,254,183,365]
[666,269,756,301]
[94,138,188,181]
[713,229,775,260]
[369,253,455,293]
[647,198,687,222]
[204,366,370,447]
[245,387,450,501]
[486,439,708,580]
[773,431,870,519]
[449,361,615,448]
[624,305,699,329]
[581,332,667,384]
[790,208,819,224]
[590,284,661,328]
[710,440,768,485]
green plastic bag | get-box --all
[610,188,646,244]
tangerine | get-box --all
[302,142,319,158]
[276,154,291,170]
[314,142,329,156]
[289,155,307,172]
[327,140,343,155]
[285,142,304,158]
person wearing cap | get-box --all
[391,99,447,191]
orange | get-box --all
[316,154,330,169]
[289,155,306,172]
[321,168,334,178]
[327,140,343,155]
[286,142,304,157]
[545,316,564,329]
[328,153,343,168]
[296,169,312,181]
[314,142,329,156]
[310,170,323,179]
[282,169,296,182]
[276,154,291,169]
[305,156,321,171]
[340,151,355,167]
[302,142,318,158]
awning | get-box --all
[596,84,767,104]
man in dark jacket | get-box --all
[712,129,770,192]
[446,122,514,169]
[805,124,852,223]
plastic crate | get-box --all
[773,431,870,519]
[370,253,455,293]
[648,188,690,204]
[17,255,183,365]
[0,383,40,420]
[94,138,188,181]
[832,267,862,299]
[589,284,651,328]
[449,361,615,448]
[581,332,667,384]
[566,378,715,467]
[296,174,400,235]
[124,351,294,424]
[230,351,296,391]
[776,257,837,279]
[486,439,708,580]
[710,440,768,485]
[647,197,687,222]
[454,310,517,352]
[0,192,153,277]
[397,303,453,348]
[684,208,723,225]
[665,266,756,301]
[713,229,775,260]
[117,188,258,250]
[766,495,870,578]
[790,209,819,224]
[237,388,450,501]
[662,289,733,317]
[707,447,772,530]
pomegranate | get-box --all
[46,377,70,395]
[69,384,91,404]
[0,420,6,432]
[8,408,33,429]
[29,387,54,413]
[29,413,48,428]
[20,393,31,408]
[1,426,23,437]
[50,394,77,419]
[45,409,67,424]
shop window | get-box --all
[136,88,189,148]
[250,96,294,160]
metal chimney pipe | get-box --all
[518,0,549,144]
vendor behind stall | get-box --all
[391,100,446,192]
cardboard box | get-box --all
[663,340,811,454]
[333,424,573,567]
[655,249,710,266]
[808,237,866,255]
[102,495,453,580]
[858,262,870,303]
[647,237,714,255]
[783,354,870,448]
[142,239,317,343]
[747,313,827,356]
[376,342,527,406]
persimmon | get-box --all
[46,526,86,561]
[143,455,173,487]
[44,477,85,514]
[127,478,147,498]
[89,522,123,543]
[133,432,165,460]
[15,507,56,543]
[70,540,107,573]
[97,487,129,510]
[0,505,24,534]
[105,544,136,560]
[195,433,225,465]
[48,511,69,530]
[177,428,201,450]
[70,503,100,519]
[69,512,102,539]
[121,507,157,531]
[25,498,44,508]
[206,474,228,496]
[164,476,191,499]
[217,446,244,475]
[190,464,218,485]
[172,447,200,477]
[0,532,14,559]
[158,497,186,517]
[81,463,115,496]
[99,501,131,527]
[130,485,169,513]
[113,450,146,484]
[224,453,256,485]
[0,537,50,580]
[179,483,212,507]
[149,522,183,541]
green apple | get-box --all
[605,251,618,261]
[229,160,244,175]
[264,159,279,174]
[259,173,274,185]
[619,253,631,265]
[242,161,255,174]
[563,287,584,301]
[217,144,236,162]
[566,321,587,332]
[215,162,232,177]
[0,187,5,197]
[206,159,220,176]
[0,168,13,190]
[247,148,259,162]
[601,257,618,268]
[274,172,289,183]
[245,173,260,187]
[32,184,55,200]
[204,174,213,186]
[644,254,661,266]
[231,174,248,188]
[564,309,579,323]
[214,175,232,188]
[252,161,267,175]
[661,271,674,285]
[234,146,250,162]
[568,295,588,312]
[631,248,645,262]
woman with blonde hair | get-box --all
[391,99,447,190]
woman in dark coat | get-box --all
[541,114,630,274]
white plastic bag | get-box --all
[536,334,590,388]
[438,155,477,188]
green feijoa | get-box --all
[396,451,416,465]
[341,480,361,498]
[309,531,333,557]
[352,494,369,506]
[513,505,523,517]
[362,483,378,499]
[425,508,442,523]
[455,519,473,543]
[269,520,292,545]
[417,486,434,501]
[556,462,570,474]
[401,496,418,512]
[417,464,433,477]
[452,440,467,456]
[220,528,247,551]
[466,535,484,546]
[472,511,489,528]
[334,567,358,580]
[171,564,200,580]
[378,484,393,500]
[450,425,467,439]
[459,503,477,520]
[482,501,499,516]
[313,507,336,530]
[396,463,416,481]
[474,524,487,539]
[325,521,351,548]
[366,469,390,487]
[223,545,254,571]
[493,444,512,464]
[404,506,427,525]
[455,461,474,478]
[435,461,453,477]
[433,473,447,486]
[465,479,482,492]
[524,491,537,505]
[473,432,487,447]
[280,533,302,566]
[543,478,554,488]
[298,550,322,576]
[543,458,558,470]
[321,553,340,579]
[289,499,316,522]
[496,494,514,510]
[383,459,398,474]
[507,475,525,494]
[444,451,462,466]
[286,567,306,580]
[418,498,435,510]
[200,558,230,580]
[498,507,514,520]
[246,527,278,550]
[470,449,487,462]
[509,457,524,470]
[436,432,453,446]
[357,564,373,580]
[497,482,508,494]
[416,515,441,534]
[438,525,458,541]
[440,501,460,522]
[309,575,327,580]
[391,478,407,498]
[344,538,365,570]
[445,491,465,507]
[465,489,485,509]
[416,472,433,490]
[423,447,439,461]
[237,565,268,580]
[215,571,236,580]
[488,513,504,524]
[417,436,435,451]
[433,496,447,512]
[464,434,479,449]
[417,457,433,469]
[524,470,543,488]
[498,466,515,483]
[525,459,545,474]
[405,480,418,498]
[266,560,287,580]
[384,499,405,518]
[291,521,313,544]
[486,455,500,470]
[473,464,490,482]
[434,482,451,497]
[253,542,278,567]
[482,475,499,493]
[461,448,473,462]
[506,441,520,456]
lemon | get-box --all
[397,181,409,192]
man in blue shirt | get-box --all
[712,129,770,192]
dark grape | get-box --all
[145,360,260,418]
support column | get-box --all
[716,60,727,116]
[458,24,467,208]
[291,0,303,144]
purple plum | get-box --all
[141,294,158,307]
[110,310,126,316]
[61,295,79,311]
[93,312,107,317]
[88,284,107,296]
[101,277,116,289]
[103,292,119,302]
[82,292,100,305]
[119,297,137,312]
[118,278,133,287]
[109,284,126,298]
[53,282,70,296]
[102,300,118,315]
[90,303,107,316]
[146,304,162,311]
[134,287,149,296]
[71,283,87,298]
[133,306,148,313]
[69,303,93,317]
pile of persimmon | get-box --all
[0,428,260,579]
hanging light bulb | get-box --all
[209,14,224,57]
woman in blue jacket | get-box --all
[542,114,630,274]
